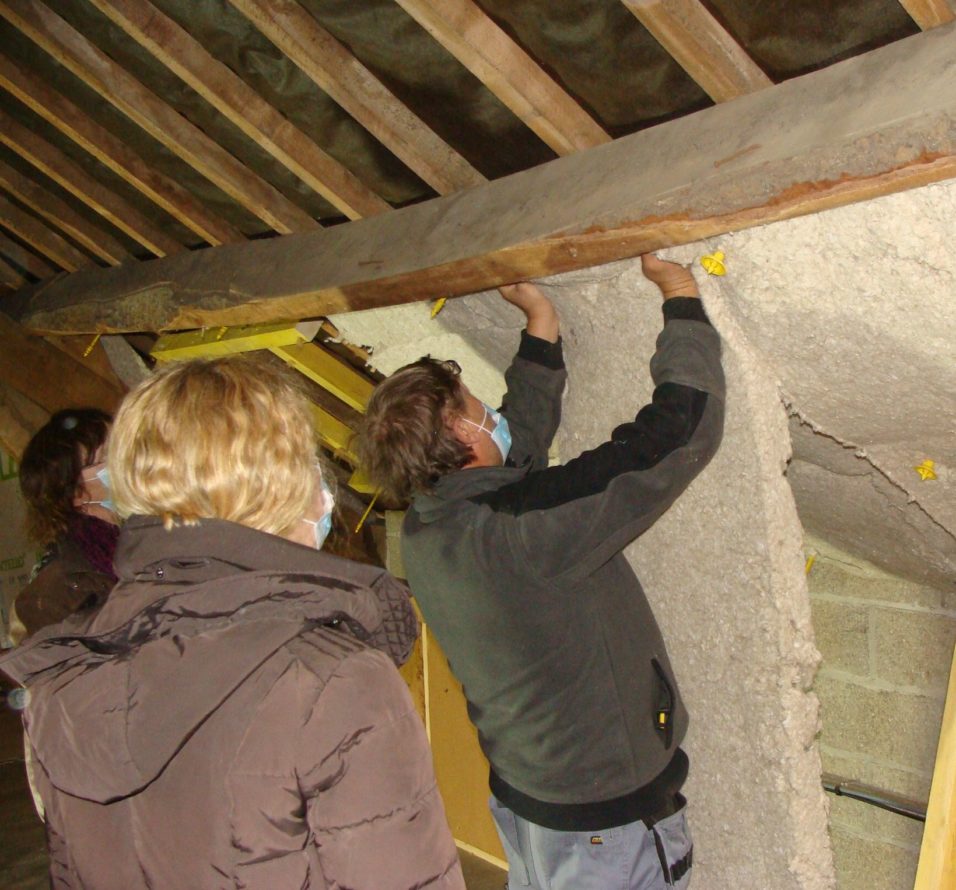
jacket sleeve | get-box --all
[477,299,724,583]
[499,331,567,470]
[298,647,465,890]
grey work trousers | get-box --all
[490,795,693,890]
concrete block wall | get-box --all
[806,535,956,890]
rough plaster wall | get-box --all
[333,259,836,889]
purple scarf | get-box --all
[66,513,120,583]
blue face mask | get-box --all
[81,463,115,514]
[300,479,335,550]
[463,403,512,464]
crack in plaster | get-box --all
[786,402,956,547]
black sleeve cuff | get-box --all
[662,297,711,325]
[518,330,565,369]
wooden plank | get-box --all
[44,334,128,392]
[0,194,92,271]
[87,0,391,222]
[393,0,610,155]
[0,0,319,235]
[14,20,956,333]
[0,254,26,290]
[899,0,956,28]
[150,320,320,361]
[0,232,54,280]
[0,379,48,459]
[228,0,485,194]
[0,158,130,265]
[0,311,124,415]
[914,642,956,889]
[0,52,243,247]
[0,107,185,257]
[424,627,505,861]
[620,0,772,102]
[271,342,374,411]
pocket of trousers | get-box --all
[651,797,693,888]
[489,796,531,886]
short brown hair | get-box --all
[355,358,471,502]
[20,408,112,544]
[109,354,320,536]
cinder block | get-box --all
[808,559,945,610]
[810,598,869,676]
[872,608,956,692]
[814,674,944,772]
[820,746,933,804]
[828,794,924,849]
[830,825,918,890]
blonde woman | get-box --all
[0,355,464,890]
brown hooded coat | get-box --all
[0,515,465,890]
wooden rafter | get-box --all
[87,0,392,222]
[620,0,772,102]
[0,108,185,257]
[393,0,610,155]
[0,254,27,291]
[0,379,48,459]
[0,0,319,235]
[0,311,125,414]
[899,0,956,28]
[0,158,130,265]
[0,231,55,279]
[0,53,243,247]
[0,194,92,272]
[228,0,485,194]
[11,20,956,333]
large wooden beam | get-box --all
[899,0,955,29]
[13,21,956,334]
[0,311,125,414]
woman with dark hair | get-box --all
[12,407,117,642]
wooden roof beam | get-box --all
[228,0,485,194]
[0,158,130,265]
[393,0,610,155]
[899,0,955,28]
[0,254,26,291]
[12,21,956,333]
[0,231,55,279]
[0,0,319,235]
[0,310,125,416]
[87,0,391,221]
[0,53,243,247]
[0,194,92,271]
[0,107,186,257]
[620,0,772,102]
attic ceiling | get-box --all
[0,0,954,585]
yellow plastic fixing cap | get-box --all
[700,251,726,276]
[914,459,937,481]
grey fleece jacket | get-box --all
[402,297,725,830]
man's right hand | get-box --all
[641,254,700,300]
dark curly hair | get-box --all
[354,358,472,502]
[19,408,112,544]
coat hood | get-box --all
[0,516,417,805]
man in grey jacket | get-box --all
[357,255,725,889]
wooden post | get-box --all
[914,642,956,889]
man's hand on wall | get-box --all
[641,254,700,300]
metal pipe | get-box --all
[822,772,926,822]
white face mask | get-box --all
[461,403,513,463]
[299,479,335,550]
